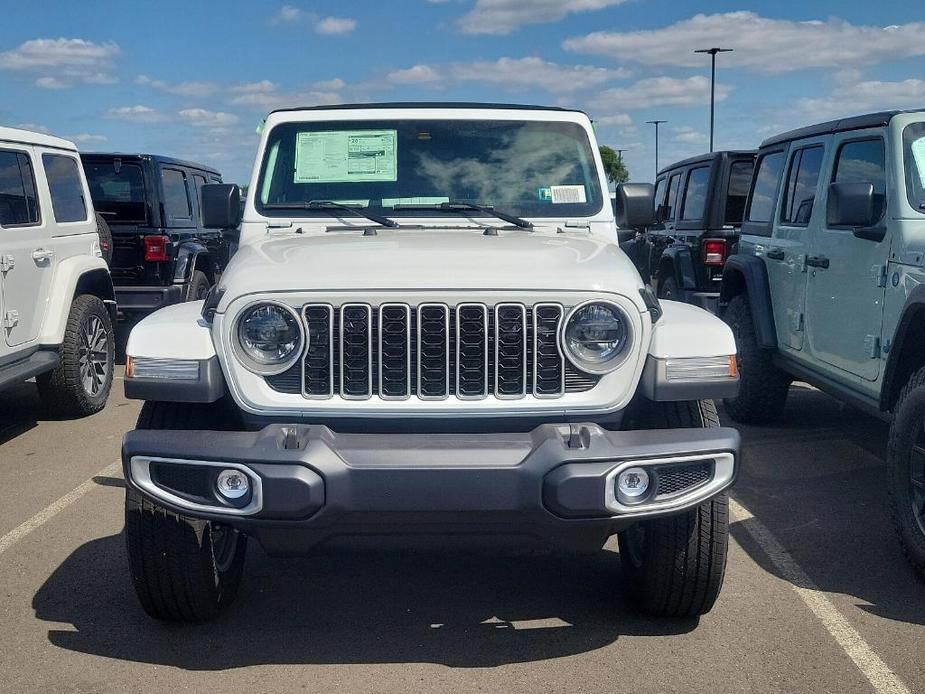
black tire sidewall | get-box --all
[888,374,925,576]
[658,276,678,300]
[187,270,211,302]
[95,212,113,265]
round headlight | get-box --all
[235,303,303,372]
[563,301,629,373]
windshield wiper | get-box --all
[392,201,533,230]
[263,200,400,228]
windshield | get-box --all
[903,122,925,214]
[82,160,147,223]
[256,118,603,219]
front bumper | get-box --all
[122,422,739,555]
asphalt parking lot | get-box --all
[1,340,923,693]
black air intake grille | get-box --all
[418,304,449,398]
[456,304,488,398]
[303,304,333,397]
[495,304,527,397]
[379,304,411,399]
[341,304,372,398]
[656,461,713,497]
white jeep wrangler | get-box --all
[0,127,116,415]
[122,103,740,622]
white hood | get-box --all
[216,228,644,308]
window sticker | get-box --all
[912,137,925,187]
[537,187,552,202]
[550,185,587,204]
[381,196,449,207]
[294,130,397,183]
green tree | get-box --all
[599,145,629,185]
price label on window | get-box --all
[294,130,398,183]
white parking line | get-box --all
[730,497,910,694]
[0,460,121,557]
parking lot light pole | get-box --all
[695,47,733,152]
[646,120,666,176]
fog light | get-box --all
[216,469,250,500]
[616,467,650,505]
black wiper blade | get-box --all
[263,201,399,228]
[392,201,533,230]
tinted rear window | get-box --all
[0,150,40,226]
[724,160,754,225]
[746,151,785,224]
[83,160,147,223]
[42,154,87,223]
[161,168,191,221]
[681,166,710,221]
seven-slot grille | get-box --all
[287,302,573,400]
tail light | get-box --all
[144,235,169,262]
[703,239,727,266]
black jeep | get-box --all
[80,153,230,315]
[622,150,755,311]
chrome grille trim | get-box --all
[417,303,450,400]
[301,304,334,399]
[494,303,528,400]
[378,303,412,400]
[533,303,565,398]
[339,303,373,400]
[455,303,489,400]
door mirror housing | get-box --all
[827,182,884,241]
[201,183,242,229]
[614,183,656,230]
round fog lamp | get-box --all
[216,469,250,500]
[616,467,650,504]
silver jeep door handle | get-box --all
[32,248,55,262]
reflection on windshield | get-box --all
[256,119,603,219]
[82,161,147,223]
[904,123,925,212]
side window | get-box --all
[833,138,886,221]
[42,153,87,223]
[746,151,786,225]
[191,173,208,218]
[653,177,667,210]
[161,167,192,223]
[664,173,681,221]
[724,160,754,225]
[681,166,710,221]
[0,150,40,226]
[781,146,824,226]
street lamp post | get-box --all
[645,120,666,176]
[694,47,733,152]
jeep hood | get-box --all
[217,229,642,306]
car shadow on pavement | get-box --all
[32,532,695,670]
[726,384,925,628]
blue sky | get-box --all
[2,0,924,184]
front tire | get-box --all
[618,399,729,618]
[37,294,114,417]
[722,294,790,424]
[887,367,925,580]
[125,401,247,621]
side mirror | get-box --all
[614,183,656,229]
[827,181,882,237]
[201,183,242,229]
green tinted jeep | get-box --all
[718,110,925,579]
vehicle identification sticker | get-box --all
[550,185,587,204]
[294,130,398,183]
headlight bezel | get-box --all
[232,300,305,375]
[561,299,633,375]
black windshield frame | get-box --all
[255,118,604,220]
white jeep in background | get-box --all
[121,103,741,622]
[0,127,116,416]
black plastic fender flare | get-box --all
[881,283,925,411]
[659,244,698,291]
[172,241,211,284]
[720,254,777,349]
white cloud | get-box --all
[799,79,925,120]
[457,0,629,35]
[0,37,120,87]
[315,16,357,35]
[673,126,708,145]
[387,64,443,86]
[452,56,627,93]
[105,105,165,122]
[230,80,278,94]
[136,75,220,98]
[592,76,729,110]
[178,108,239,128]
[67,133,108,143]
[15,123,51,134]
[564,12,925,74]
[269,6,356,34]
[313,77,345,90]
[594,113,633,126]
[228,83,342,111]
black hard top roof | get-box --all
[269,102,585,116]
[760,109,925,148]
[657,149,756,177]
[79,152,221,176]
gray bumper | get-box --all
[122,422,739,554]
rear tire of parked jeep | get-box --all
[618,399,729,618]
[657,276,678,300]
[126,400,247,622]
[722,294,790,424]
[186,269,211,302]
[37,294,114,417]
[95,212,113,265]
[886,366,925,581]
